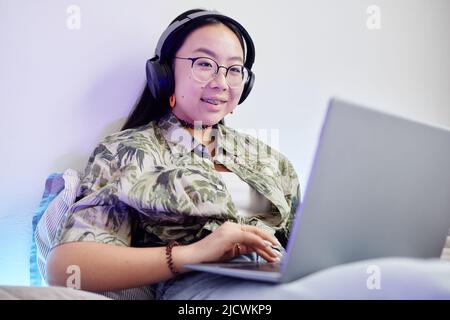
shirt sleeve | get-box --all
[54,141,133,248]
[277,156,301,243]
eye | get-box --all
[229,66,243,74]
[195,58,214,69]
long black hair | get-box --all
[120,9,247,131]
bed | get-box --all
[1,169,449,300]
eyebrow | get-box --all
[192,47,244,63]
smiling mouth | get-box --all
[201,98,227,105]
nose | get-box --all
[208,67,228,90]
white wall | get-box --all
[1,0,449,285]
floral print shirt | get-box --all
[55,112,301,248]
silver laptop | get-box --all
[184,98,450,283]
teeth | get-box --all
[202,99,223,105]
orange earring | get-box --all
[169,94,176,108]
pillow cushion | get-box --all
[30,169,82,286]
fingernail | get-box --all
[263,240,271,247]
[271,247,282,256]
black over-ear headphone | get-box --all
[146,10,255,105]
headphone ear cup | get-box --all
[146,58,174,102]
[238,70,255,105]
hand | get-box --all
[188,221,282,264]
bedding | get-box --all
[0,285,109,300]
[5,257,450,300]
[30,169,81,286]
[28,169,450,299]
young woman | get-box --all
[44,8,450,301]
[46,9,300,299]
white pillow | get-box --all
[35,168,82,284]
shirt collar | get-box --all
[158,112,235,158]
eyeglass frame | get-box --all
[174,56,249,88]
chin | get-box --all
[201,118,220,126]
[194,114,223,126]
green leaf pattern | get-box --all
[55,112,300,248]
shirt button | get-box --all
[217,184,223,190]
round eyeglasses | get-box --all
[174,56,249,88]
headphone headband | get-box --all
[155,10,255,69]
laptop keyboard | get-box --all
[220,262,281,272]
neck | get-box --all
[176,117,214,130]
[171,111,217,145]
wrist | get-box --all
[171,243,199,274]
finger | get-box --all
[242,225,281,247]
[238,232,282,263]
[237,243,276,258]
[238,230,272,251]
[232,243,240,257]
[242,225,279,245]
[235,243,250,256]
[237,243,273,257]
[247,245,281,263]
